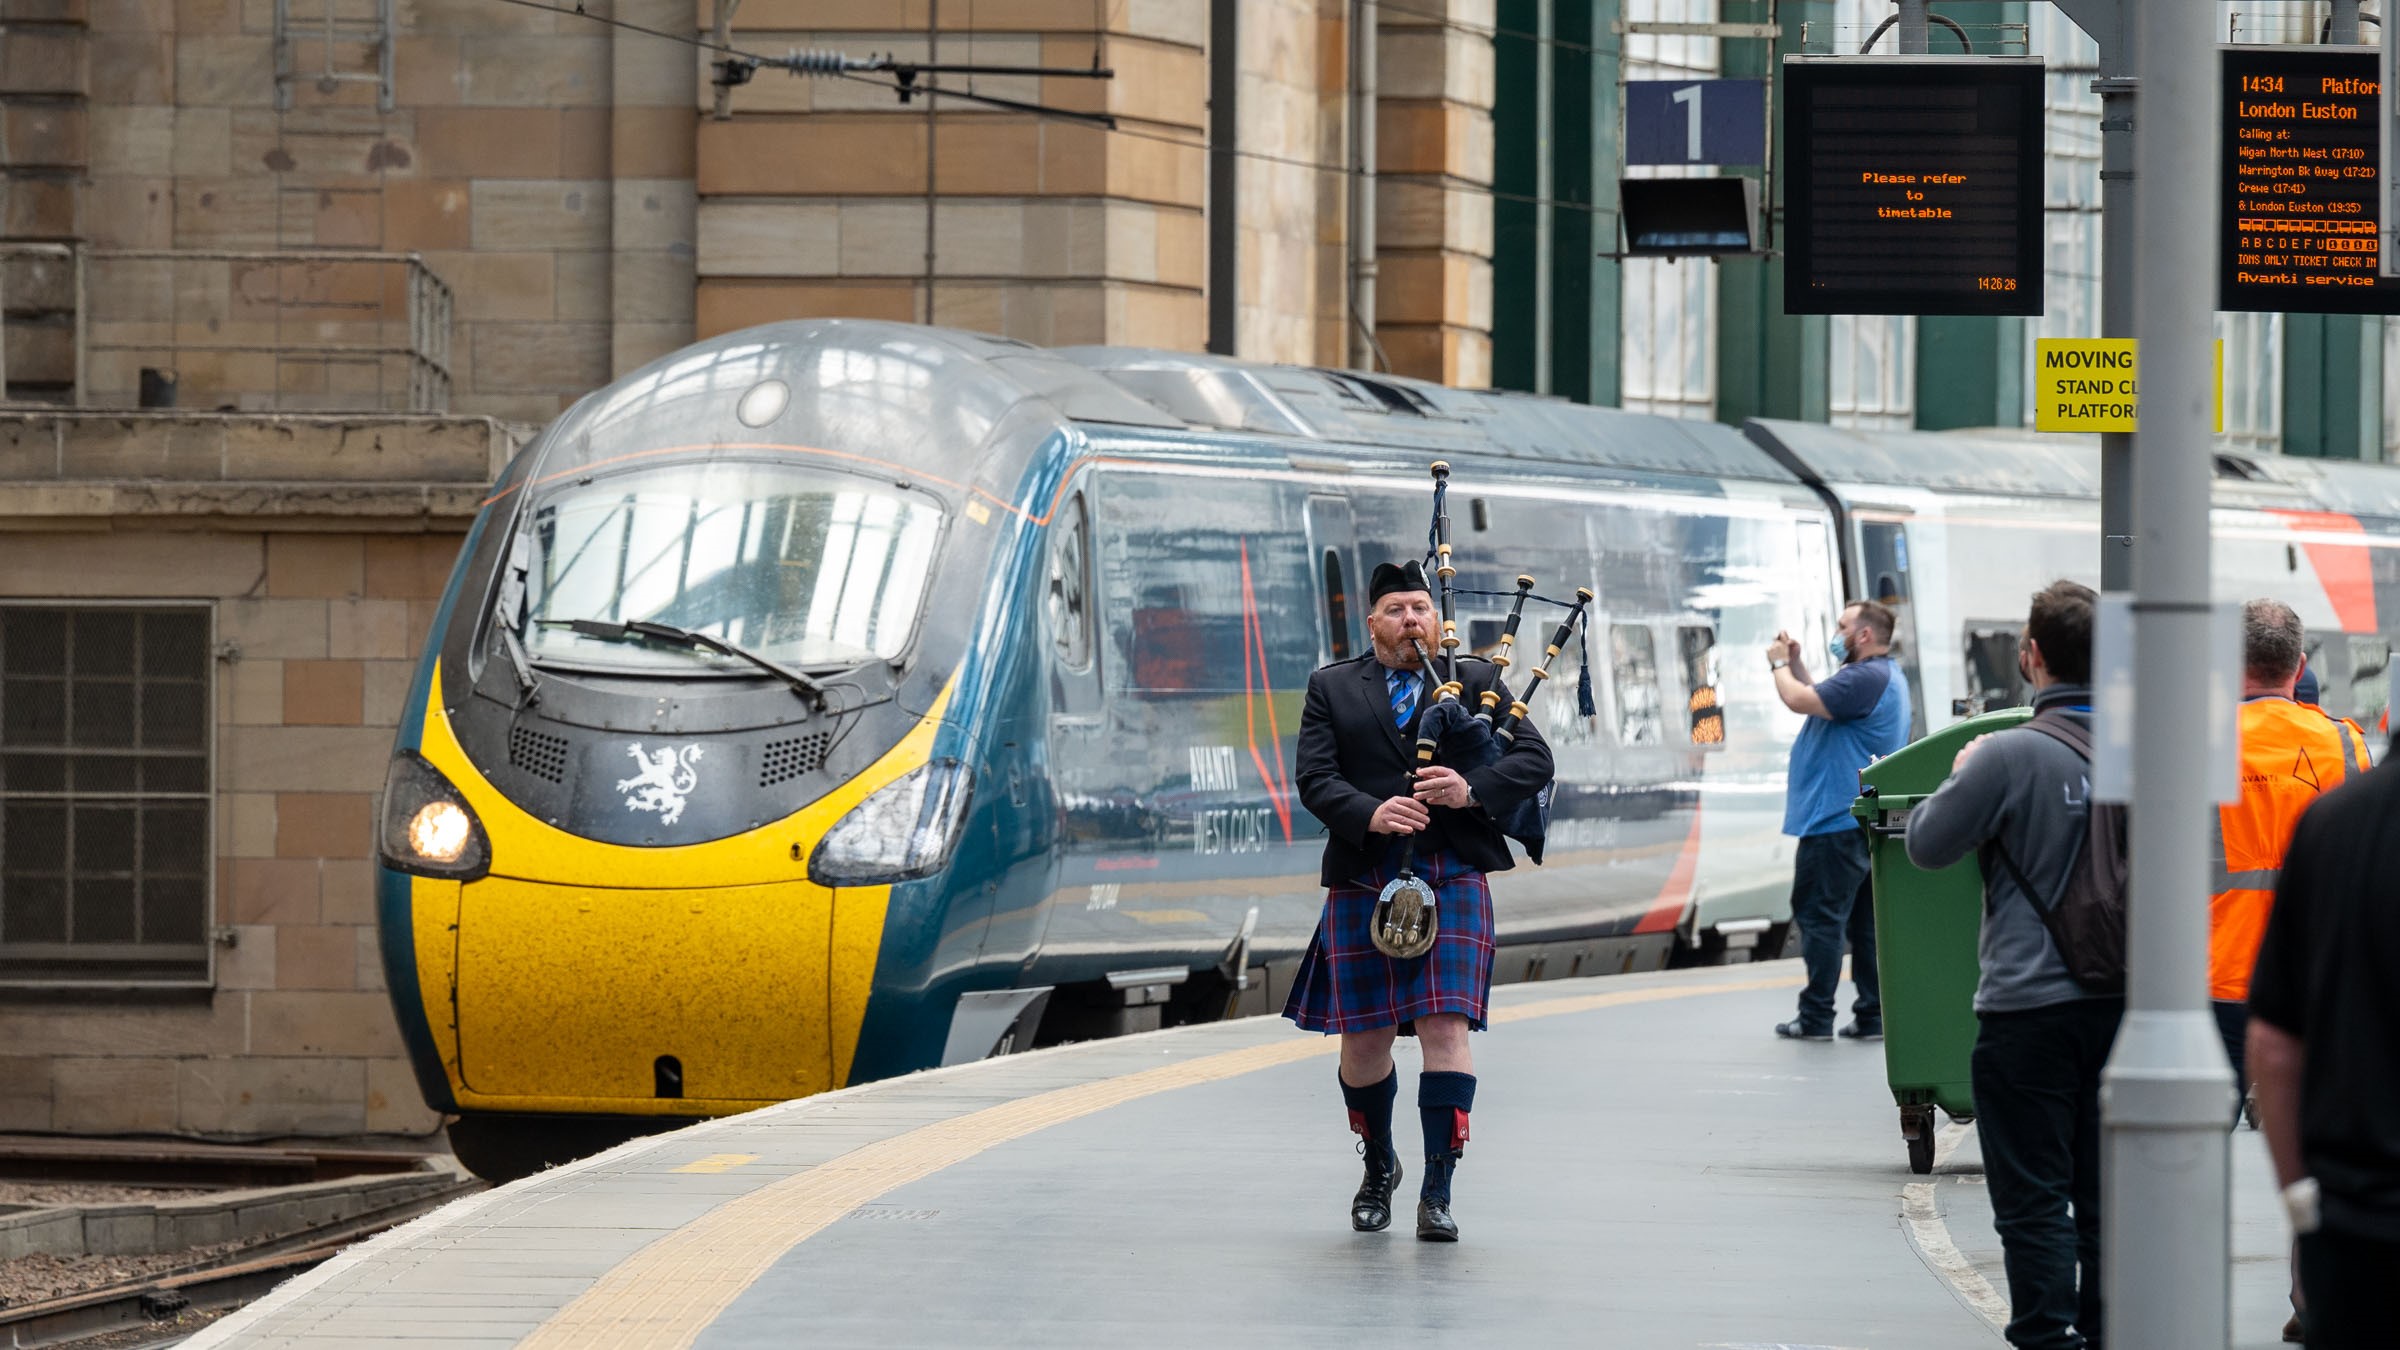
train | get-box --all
[373,320,2400,1180]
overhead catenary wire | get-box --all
[489,0,1686,221]
[832,69,1628,219]
[485,0,1119,126]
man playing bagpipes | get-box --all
[1285,464,1585,1242]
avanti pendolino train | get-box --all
[376,320,2400,1179]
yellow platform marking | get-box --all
[670,1154,758,1175]
[520,972,1800,1350]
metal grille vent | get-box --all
[508,726,568,783]
[760,732,832,786]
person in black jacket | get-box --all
[2249,764,2400,1349]
[1284,559,1554,1243]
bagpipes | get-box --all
[1369,461,1596,961]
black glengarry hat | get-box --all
[1369,560,1431,603]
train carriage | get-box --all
[378,320,2400,1180]
[378,321,1846,1178]
[1747,420,2400,734]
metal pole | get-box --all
[1896,0,1929,54]
[71,244,86,408]
[2108,0,2236,1345]
[1351,0,1379,371]
[923,0,938,325]
[1,254,12,404]
[2097,10,2137,593]
[2056,0,2133,587]
[2329,0,2361,44]
[1207,0,1238,355]
[1532,0,1554,394]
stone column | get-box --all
[1372,0,1494,386]
[693,0,1206,351]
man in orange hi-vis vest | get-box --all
[2214,600,2373,1107]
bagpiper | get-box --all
[1285,558,1556,1241]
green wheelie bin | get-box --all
[1851,705,2032,1174]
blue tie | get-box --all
[1389,668,1420,730]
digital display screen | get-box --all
[1782,59,2045,317]
[2220,47,2399,314]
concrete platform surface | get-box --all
[186,962,2295,1350]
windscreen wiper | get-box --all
[549,618,828,709]
[495,623,542,705]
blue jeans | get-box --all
[1973,997,2125,1350]
[1789,827,1879,1033]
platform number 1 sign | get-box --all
[1625,79,1768,167]
[1670,84,1705,161]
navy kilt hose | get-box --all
[1283,848,1497,1034]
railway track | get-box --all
[0,1176,483,1349]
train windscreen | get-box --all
[511,461,943,673]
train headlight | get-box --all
[809,759,974,886]
[379,751,492,880]
[408,802,472,862]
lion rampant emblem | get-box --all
[616,743,704,825]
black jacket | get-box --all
[1295,653,1556,888]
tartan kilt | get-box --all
[1282,849,1497,1035]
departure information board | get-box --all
[2221,47,2399,314]
[1783,59,2044,317]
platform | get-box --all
[189,963,2299,1349]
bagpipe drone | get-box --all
[1369,462,1597,961]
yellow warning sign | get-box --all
[2033,338,2225,433]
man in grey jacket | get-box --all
[1904,580,2123,1350]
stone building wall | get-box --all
[0,411,506,1137]
[5,0,1498,414]
[8,0,698,420]
[1375,0,1496,388]
[0,0,1505,1146]
[693,1,1209,352]
[1234,0,1335,366]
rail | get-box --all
[0,1175,481,1346]
[0,245,454,414]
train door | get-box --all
[2348,635,2392,732]
[2310,632,2392,729]
[1959,621,2027,717]
[1046,488,1104,726]
[1857,518,1929,739]
[1304,495,1361,666]
[1008,485,1105,967]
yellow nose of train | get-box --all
[384,664,949,1119]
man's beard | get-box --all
[1372,633,1427,669]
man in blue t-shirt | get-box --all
[1768,599,1913,1041]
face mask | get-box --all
[1828,634,1850,665]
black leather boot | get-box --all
[1351,1144,1401,1232]
[1416,1153,1459,1241]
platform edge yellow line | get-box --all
[521,972,1801,1350]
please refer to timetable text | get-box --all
[1864,170,1967,219]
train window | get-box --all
[0,605,212,983]
[1102,476,1313,694]
[519,463,942,670]
[1676,625,1724,748]
[1860,521,1912,607]
[2348,635,2390,731]
[1320,549,1352,661]
[1961,624,2026,717]
[1048,494,1093,671]
[1609,623,1664,746]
